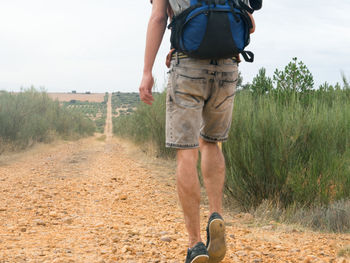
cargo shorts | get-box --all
[166,57,238,149]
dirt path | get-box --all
[104,94,113,142]
[0,97,349,263]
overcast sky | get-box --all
[0,0,349,93]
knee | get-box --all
[176,149,200,192]
[199,139,226,175]
[199,138,218,150]
[177,149,198,167]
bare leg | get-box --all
[176,149,202,248]
[199,138,226,215]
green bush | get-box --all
[113,92,175,158]
[0,88,95,151]
[224,58,350,209]
[103,92,109,104]
[245,68,273,95]
[62,100,107,133]
[111,92,140,110]
[223,90,350,209]
[95,117,106,133]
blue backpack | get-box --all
[169,0,262,62]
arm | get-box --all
[248,12,256,34]
[139,0,168,105]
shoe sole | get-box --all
[207,218,226,263]
[190,255,209,263]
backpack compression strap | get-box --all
[241,51,254,63]
[249,0,262,10]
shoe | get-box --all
[206,212,226,263]
[185,242,209,263]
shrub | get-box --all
[0,88,95,151]
[223,62,350,209]
[113,92,174,158]
[253,199,350,232]
[273,57,314,93]
[245,68,273,95]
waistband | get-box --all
[171,52,240,62]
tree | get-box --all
[273,57,314,93]
[249,68,273,95]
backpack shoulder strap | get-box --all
[233,0,254,13]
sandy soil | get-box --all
[48,93,105,103]
[0,95,349,263]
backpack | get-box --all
[168,0,262,62]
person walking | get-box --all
[139,1,261,262]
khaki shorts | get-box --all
[166,57,238,149]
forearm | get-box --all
[143,14,167,74]
[248,12,255,34]
[139,0,168,105]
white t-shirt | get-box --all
[169,0,190,16]
[169,0,251,16]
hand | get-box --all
[139,72,154,105]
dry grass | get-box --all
[48,93,105,102]
[338,245,350,258]
[96,135,106,141]
[251,199,350,233]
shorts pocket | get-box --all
[213,79,237,110]
[172,69,206,109]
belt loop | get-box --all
[210,59,218,65]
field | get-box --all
[48,93,105,103]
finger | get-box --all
[141,89,153,97]
[140,92,153,102]
[142,95,154,105]
[142,98,153,105]
[143,95,154,103]
[140,91,152,99]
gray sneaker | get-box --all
[185,242,209,263]
[206,212,226,263]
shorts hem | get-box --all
[166,142,199,149]
[200,133,228,143]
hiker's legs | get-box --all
[199,138,225,215]
[176,148,202,248]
